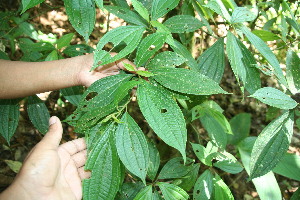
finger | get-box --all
[59,138,86,155]
[71,150,87,168]
[78,167,91,180]
[39,116,63,150]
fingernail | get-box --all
[49,117,57,126]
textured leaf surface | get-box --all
[213,159,243,174]
[252,30,281,42]
[83,124,121,200]
[157,182,189,200]
[163,15,204,33]
[204,0,231,21]
[230,7,256,23]
[64,0,95,42]
[193,169,214,200]
[177,163,200,191]
[291,188,300,200]
[273,153,300,181]
[133,185,152,200]
[147,51,186,69]
[27,95,50,134]
[191,142,218,166]
[116,182,145,200]
[226,32,261,94]
[147,140,160,180]
[151,68,227,95]
[56,33,74,49]
[137,82,187,162]
[131,0,150,22]
[151,0,180,20]
[249,111,294,180]
[116,113,149,183]
[21,0,45,13]
[286,49,300,94]
[228,113,251,145]
[0,99,20,143]
[158,157,192,179]
[60,86,83,106]
[213,174,234,200]
[250,87,298,109]
[93,26,145,70]
[197,38,225,83]
[135,33,167,67]
[94,0,103,9]
[62,44,94,57]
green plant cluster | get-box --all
[1,0,300,199]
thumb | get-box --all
[40,116,63,149]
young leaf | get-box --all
[163,15,204,33]
[83,124,121,200]
[151,68,228,95]
[147,51,186,70]
[56,33,74,49]
[0,99,20,144]
[147,140,160,180]
[213,174,234,200]
[158,157,193,179]
[63,0,95,42]
[136,70,154,77]
[228,113,251,145]
[193,169,214,200]
[105,6,148,27]
[137,82,187,162]
[133,185,152,200]
[123,63,136,71]
[135,33,167,67]
[197,38,225,83]
[273,153,300,181]
[116,182,145,200]
[249,111,294,180]
[27,95,50,135]
[250,87,298,110]
[93,26,145,70]
[157,182,189,200]
[116,113,149,184]
[204,0,231,21]
[60,86,84,106]
[131,0,150,22]
[45,50,58,61]
[286,49,300,94]
[226,32,261,94]
[21,0,45,13]
[151,0,180,20]
[177,163,200,191]
[230,7,257,23]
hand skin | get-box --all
[0,116,90,200]
[0,53,133,99]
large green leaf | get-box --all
[133,185,152,200]
[147,51,186,69]
[226,32,261,94]
[286,49,300,94]
[191,142,218,166]
[230,7,256,24]
[193,169,214,200]
[116,113,149,184]
[239,25,288,87]
[213,155,243,174]
[273,153,300,181]
[151,68,228,95]
[163,15,204,33]
[105,6,148,27]
[64,0,95,42]
[60,86,84,106]
[250,87,298,110]
[116,182,145,200]
[157,182,189,200]
[158,157,193,179]
[249,111,294,180]
[204,0,231,21]
[135,33,167,67]
[83,124,121,200]
[151,0,180,20]
[137,82,187,162]
[252,30,281,42]
[21,0,45,13]
[213,174,234,200]
[131,0,150,22]
[147,140,160,180]
[27,95,50,135]
[92,26,145,70]
[177,163,200,191]
[0,99,20,144]
[228,113,251,145]
[197,38,225,83]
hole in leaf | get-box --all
[102,42,114,51]
[72,115,77,119]
[196,190,200,194]
[160,109,167,113]
[148,45,156,51]
[196,150,199,153]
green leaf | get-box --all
[56,33,74,49]
[193,169,214,200]
[158,157,193,179]
[93,25,145,70]
[116,182,145,200]
[152,190,162,200]
[238,137,282,200]
[63,44,94,57]
[135,33,167,67]
[273,153,300,181]
[286,49,300,94]
[147,51,186,70]
[177,163,200,191]
[123,63,136,71]
[0,51,10,60]
[249,111,294,180]
[151,68,228,95]
[213,174,234,200]
[83,124,121,200]
[239,25,288,87]
[228,113,251,145]
[163,15,204,33]
[64,0,95,42]
[94,0,103,9]
[133,185,152,200]
[191,142,218,166]
[250,87,298,109]
[230,7,256,23]
[137,82,187,162]
[226,32,261,94]
[131,0,150,22]
[136,70,154,77]
[60,86,84,106]
[45,50,58,61]
[286,17,300,34]
[18,22,39,40]
[105,6,148,27]
[112,80,140,106]
[116,113,149,184]
[147,140,160,180]
[252,30,281,42]
[21,0,45,13]
[4,160,22,173]
[151,0,180,20]
[0,99,20,144]
[213,158,243,174]
[157,182,189,200]
[197,38,225,83]
[204,0,231,21]
[27,95,50,135]
[291,187,300,200]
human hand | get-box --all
[0,116,90,200]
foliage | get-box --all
[1,0,299,199]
